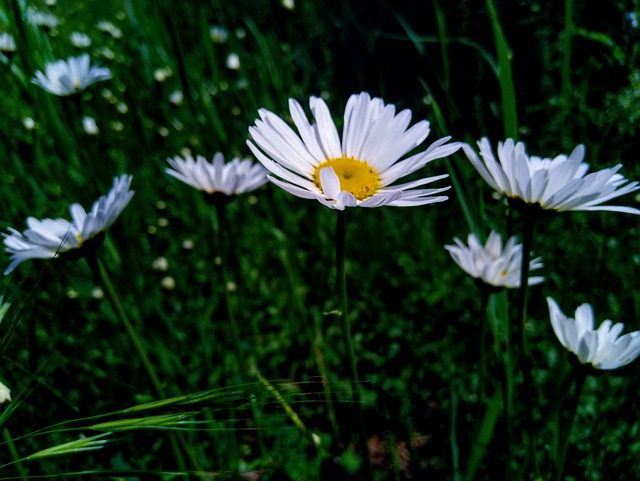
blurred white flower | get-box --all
[247,92,459,210]
[3,175,134,274]
[235,27,246,39]
[82,116,99,135]
[70,32,91,48]
[463,138,640,214]
[166,153,268,200]
[169,90,184,106]
[153,67,172,83]
[160,276,176,290]
[209,25,228,43]
[23,117,36,130]
[0,33,16,55]
[96,20,122,39]
[226,52,240,70]
[27,8,59,29]
[152,256,169,271]
[281,0,295,10]
[0,381,10,404]
[547,297,640,370]
[445,230,543,289]
[32,54,112,96]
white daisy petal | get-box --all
[248,92,458,209]
[465,137,640,214]
[547,298,640,370]
[31,53,111,96]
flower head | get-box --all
[547,297,640,370]
[0,381,10,404]
[463,138,640,214]
[166,153,268,202]
[445,230,544,290]
[3,175,134,274]
[0,33,16,55]
[247,92,459,210]
[70,32,92,48]
[32,54,112,96]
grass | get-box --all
[1,0,640,479]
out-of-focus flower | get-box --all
[160,276,176,290]
[445,230,543,290]
[152,256,169,271]
[209,25,228,43]
[82,116,99,135]
[226,52,240,70]
[96,20,122,39]
[32,54,112,96]
[0,381,10,404]
[247,92,459,210]
[281,0,295,10]
[27,8,59,29]
[0,33,16,55]
[169,90,183,106]
[153,67,172,83]
[23,117,36,130]
[3,175,134,274]
[547,297,640,370]
[70,32,91,48]
[235,27,246,40]
[166,153,268,202]
[463,138,640,214]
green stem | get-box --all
[2,427,27,481]
[86,256,164,396]
[336,211,372,479]
[477,289,491,410]
[560,0,574,142]
[555,369,586,481]
[516,209,539,478]
[213,202,266,459]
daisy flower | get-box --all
[547,297,640,370]
[247,92,460,210]
[166,153,268,202]
[3,175,134,275]
[0,380,9,404]
[70,32,92,48]
[445,230,543,290]
[0,33,16,56]
[463,138,640,214]
[32,54,112,96]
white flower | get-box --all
[463,138,640,214]
[27,8,59,29]
[96,20,122,39]
[281,0,295,10]
[169,90,184,106]
[70,32,92,48]
[209,25,228,43]
[32,54,112,96]
[247,92,459,210]
[0,381,10,404]
[445,230,544,289]
[0,33,16,54]
[3,175,134,275]
[166,153,268,198]
[226,52,240,70]
[547,297,640,370]
[82,116,99,135]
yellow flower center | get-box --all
[312,156,380,200]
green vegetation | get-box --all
[1,0,640,479]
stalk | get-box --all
[336,210,372,479]
[555,369,586,481]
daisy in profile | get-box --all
[547,297,640,370]
[463,138,640,214]
[3,175,134,274]
[247,92,460,210]
[165,152,267,203]
[32,53,112,96]
[446,230,543,290]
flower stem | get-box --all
[85,254,192,474]
[516,209,539,479]
[86,255,165,396]
[555,369,586,481]
[477,289,491,410]
[213,202,266,458]
[336,210,372,478]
